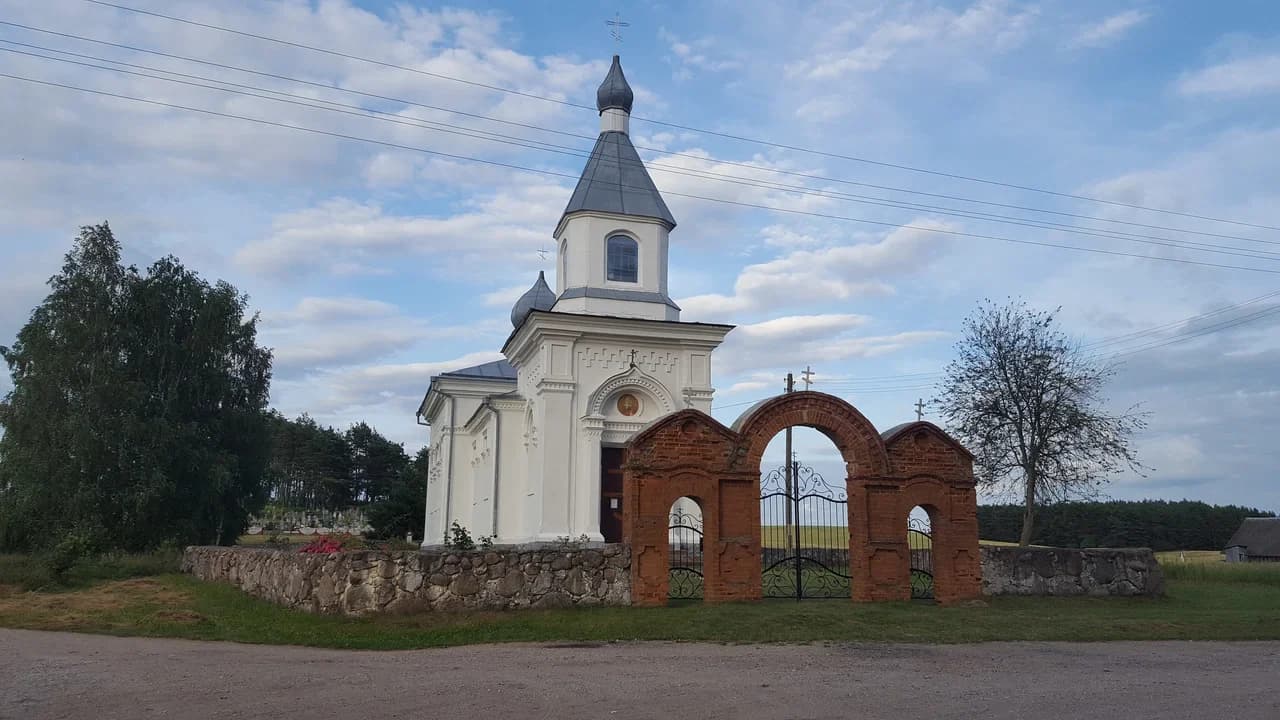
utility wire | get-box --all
[1106,303,1280,358]
[75,0,1280,232]
[6,70,1280,279]
[793,288,1280,389]
[9,43,1280,264]
[1086,289,1280,350]
[5,25,1270,248]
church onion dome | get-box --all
[596,54,634,114]
[510,270,556,327]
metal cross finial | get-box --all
[606,11,630,45]
[801,366,815,391]
[536,245,549,267]
[915,398,926,422]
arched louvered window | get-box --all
[606,235,638,283]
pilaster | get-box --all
[577,414,606,541]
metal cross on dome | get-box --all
[606,11,629,45]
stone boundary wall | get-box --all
[981,546,1164,597]
[182,543,630,615]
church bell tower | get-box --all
[551,55,680,322]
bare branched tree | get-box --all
[935,299,1149,546]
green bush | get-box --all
[45,530,98,580]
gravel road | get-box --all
[2,629,1277,719]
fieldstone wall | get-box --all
[182,543,630,615]
[981,546,1164,597]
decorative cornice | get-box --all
[537,379,577,394]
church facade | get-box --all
[417,56,733,546]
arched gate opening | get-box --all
[759,432,850,599]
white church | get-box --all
[417,56,733,546]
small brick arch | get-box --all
[623,398,982,607]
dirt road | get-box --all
[2,629,1277,719]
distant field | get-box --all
[761,526,852,549]
[1162,558,1280,585]
[1154,550,1224,565]
[759,527,1030,550]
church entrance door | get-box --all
[600,447,625,542]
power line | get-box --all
[75,0,1280,232]
[1086,289,1280,350]
[10,43,1280,265]
[1106,303,1280,358]
[773,288,1280,390]
[6,25,1270,249]
[6,70,1280,279]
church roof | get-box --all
[439,359,516,381]
[597,54,634,114]
[510,271,557,328]
[560,131,676,228]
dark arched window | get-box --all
[606,235,638,283]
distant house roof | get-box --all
[1225,517,1280,557]
[438,359,516,381]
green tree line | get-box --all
[0,224,426,555]
[263,413,427,541]
[978,500,1276,550]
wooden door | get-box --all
[600,447,625,543]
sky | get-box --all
[1,0,1278,512]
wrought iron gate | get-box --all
[908,517,934,599]
[668,505,704,600]
[760,462,851,599]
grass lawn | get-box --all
[2,551,1279,649]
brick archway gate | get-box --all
[623,392,982,606]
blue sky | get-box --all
[2,0,1279,512]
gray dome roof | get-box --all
[510,271,556,327]
[596,55,634,114]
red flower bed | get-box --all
[299,535,344,554]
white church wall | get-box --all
[419,378,518,547]
[499,312,730,544]
[493,402,527,541]
[466,413,494,539]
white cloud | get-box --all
[482,282,535,308]
[260,296,505,378]
[715,314,948,376]
[282,350,506,416]
[786,0,1036,79]
[236,179,566,278]
[659,28,742,80]
[1177,53,1280,97]
[679,220,953,321]
[1069,10,1151,49]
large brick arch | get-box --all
[623,399,982,607]
[732,392,889,477]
